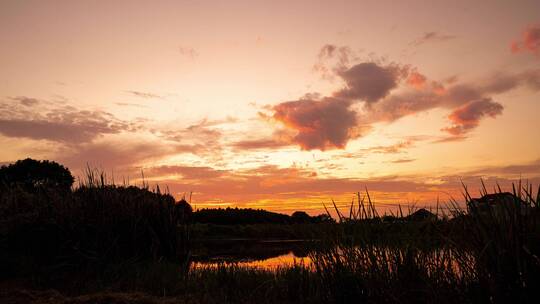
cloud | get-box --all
[57,137,205,177]
[179,46,198,59]
[146,161,540,214]
[154,118,228,160]
[442,98,503,136]
[145,165,226,179]
[412,31,456,46]
[334,62,408,102]
[259,45,540,151]
[362,141,415,154]
[470,159,540,176]
[432,135,468,143]
[126,90,164,99]
[10,96,40,106]
[115,102,148,108]
[389,158,416,164]
[367,69,540,124]
[231,138,292,151]
[407,71,427,89]
[272,97,361,150]
[0,100,135,143]
[313,44,354,79]
[511,24,540,57]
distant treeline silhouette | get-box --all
[192,208,334,225]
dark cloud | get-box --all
[0,101,135,143]
[0,119,113,143]
[511,24,540,57]
[272,97,361,150]
[442,98,503,136]
[335,62,407,102]
[412,31,456,46]
[126,90,164,99]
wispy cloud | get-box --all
[412,31,456,46]
[125,90,164,99]
[388,158,416,164]
[9,96,41,107]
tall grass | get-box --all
[307,181,540,303]
[0,168,189,285]
[2,171,539,303]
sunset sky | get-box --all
[1,0,539,214]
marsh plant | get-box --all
[1,159,539,303]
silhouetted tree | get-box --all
[291,211,311,223]
[0,158,74,192]
[193,207,291,225]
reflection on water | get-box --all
[192,251,313,270]
[191,239,315,270]
[190,239,475,276]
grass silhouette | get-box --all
[1,159,539,303]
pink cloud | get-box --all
[511,24,540,57]
[407,71,427,89]
[442,98,503,136]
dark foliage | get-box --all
[192,207,334,225]
[0,162,190,285]
[0,158,74,192]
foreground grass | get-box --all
[2,160,540,303]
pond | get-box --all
[190,239,315,270]
[189,238,474,275]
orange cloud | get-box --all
[442,98,503,136]
[511,24,540,57]
[407,71,427,89]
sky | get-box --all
[1,0,539,215]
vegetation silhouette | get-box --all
[1,158,539,304]
[0,158,74,192]
[192,207,333,225]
